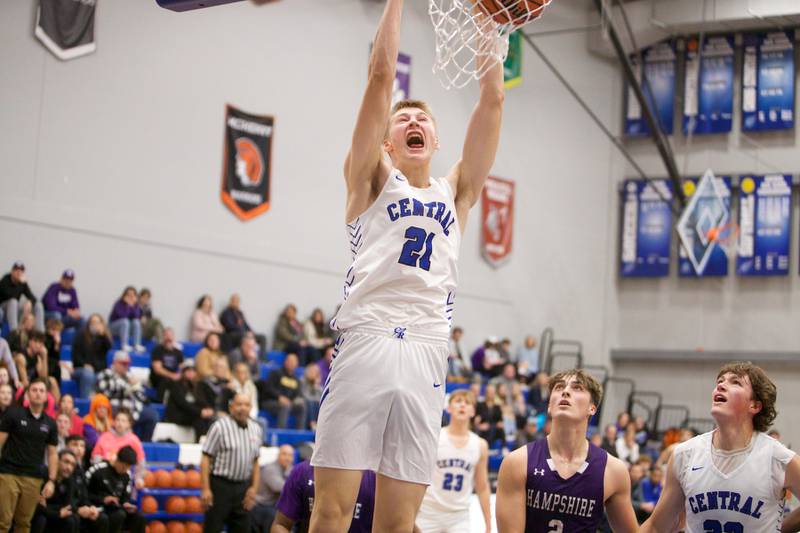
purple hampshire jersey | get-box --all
[525,438,607,532]
[276,460,375,533]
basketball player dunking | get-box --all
[415,390,492,533]
[308,0,505,531]
[495,369,638,533]
[641,362,800,533]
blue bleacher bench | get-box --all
[264,429,315,447]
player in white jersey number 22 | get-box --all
[416,390,492,533]
[641,362,800,533]
[308,0,506,531]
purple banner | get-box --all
[393,52,411,104]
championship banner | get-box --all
[678,174,731,277]
[35,0,97,61]
[737,175,792,276]
[620,179,673,277]
[742,32,795,132]
[683,36,734,135]
[503,32,522,89]
[625,42,676,137]
[481,176,514,267]
[392,52,412,106]
[221,105,274,221]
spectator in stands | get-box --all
[198,357,232,414]
[42,269,83,329]
[635,466,662,521]
[251,444,294,532]
[260,353,306,430]
[109,286,144,353]
[71,313,112,399]
[318,345,334,386]
[272,304,306,355]
[490,363,518,403]
[615,411,630,433]
[44,318,64,387]
[0,378,58,533]
[7,311,35,356]
[55,412,72,450]
[0,339,21,388]
[300,363,323,430]
[66,434,89,471]
[470,340,490,379]
[85,445,146,533]
[164,360,215,440]
[13,330,50,389]
[498,338,512,364]
[82,393,112,450]
[509,382,529,429]
[219,293,267,353]
[149,327,184,402]
[655,427,694,469]
[230,361,259,419]
[629,462,648,522]
[600,423,618,457]
[0,383,13,421]
[447,326,471,381]
[91,409,146,488]
[516,335,539,381]
[95,351,158,443]
[196,332,226,380]
[475,383,504,445]
[302,308,334,363]
[527,371,550,416]
[0,261,44,331]
[515,416,541,448]
[58,394,85,437]
[615,421,640,465]
[633,415,649,445]
[137,288,163,343]
[191,294,224,343]
[29,449,105,533]
[228,332,260,378]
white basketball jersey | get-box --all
[675,431,796,533]
[331,168,461,334]
[421,429,482,513]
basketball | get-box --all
[475,0,547,26]
[141,496,159,514]
[148,522,166,533]
[170,469,187,488]
[185,469,201,489]
[166,522,186,533]
[165,496,186,514]
[155,470,172,488]
[184,497,202,514]
[185,523,202,533]
[144,470,156,487]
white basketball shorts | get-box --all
[415,503,471,533]
[310,324,448,485]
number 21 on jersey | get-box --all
[398,226,435,271]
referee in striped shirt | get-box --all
[201,392,263,533]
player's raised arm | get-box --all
[639,455,686,533]
[453,24,505,213]
[344,0,402,212]
[496,448,526,533]
[781,455,800,533]
[603,456,638,533]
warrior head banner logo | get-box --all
[481,176,515,268]
[221,105,274,221]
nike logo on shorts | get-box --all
[433,382,442,388]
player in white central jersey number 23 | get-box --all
[308,0,506,531]
[640,361,800,533]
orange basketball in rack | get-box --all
[185,522,202,533]
[165,496,186,514]
[155,470,172,488]
[148,522,167,533]
[184,497,202,514]
[170,469,187,488]
[475,0,548,27]
[144,470,156,487]
[185,469,201,488]
[166,522,185,533]
[141,495,159,514]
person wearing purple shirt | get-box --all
[272,460,375,533]
[42,269,83,329]
[108,287,144,353]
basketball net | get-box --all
[429,0,552,90]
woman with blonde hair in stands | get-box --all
[229,361,258,419]
[82,392,112,450]
[302,308,334,363]
[615,420,640,465]
[190,294,224,343]
[195,331,226,380]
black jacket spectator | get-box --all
[0,273,37,306]
[258,354,306,429]
[164,363,213,439]
[198,375,231,414]
[261,367,301,402]
[85,460,132,506]
[150,332,184,401]
[71,320,112,372]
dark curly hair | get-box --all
[716,362,777,432]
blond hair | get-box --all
[448,389,477,407]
